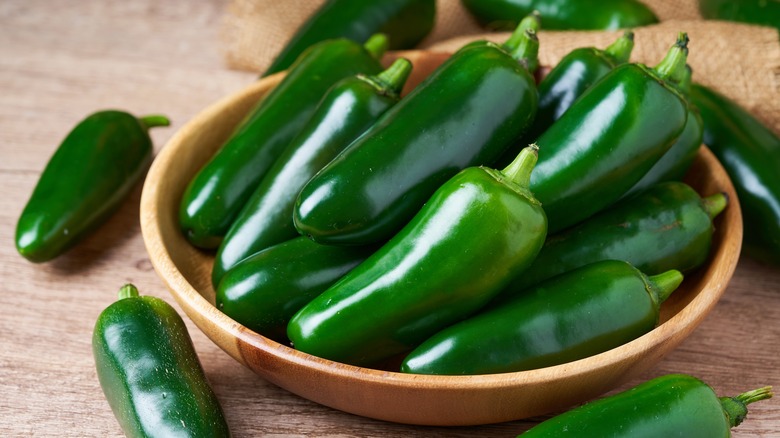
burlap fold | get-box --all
[221,0,779,133]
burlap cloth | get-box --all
[222,0,779,133]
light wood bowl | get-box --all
[139,51,742,426]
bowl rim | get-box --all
[139,63,743,420]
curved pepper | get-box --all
[16,110,168,263]
[216,237,374,342]
[401,260,682,375]
[625,65,703,197]
[699,0,780,32]
[93,285,230,438]
[288,145,547,366]
[461,0,658,31]
[502,181,726,295]
[690,83,780,264]
[263,0,435,76]
[212,59,412,287]
[293,17,540,246]
[179,35,387,249]
[531,32,690,233]
[519,374,772,436]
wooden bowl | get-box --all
[139,52,742,426]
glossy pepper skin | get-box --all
[401,260,682,375]
[497,31,634,167]
[690,84,780,265]
[531,33,690,233]
[519,374,773,437]
[16,111,168,263]
[294,18,540,246]
[699,0,780,33]
[288,146,547,366]
[625,65,703,197]
[212,59,412,287]
[461,0,658,31]
[216,237,374,342]
[502,181,727,294]
[263,0,435,76]
[93,285,230,438]
[179,35,387,249]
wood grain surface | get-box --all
[0,1,778,436]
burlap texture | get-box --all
[221,0,779,133]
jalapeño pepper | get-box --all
[699,0,780,32]
[502,181,727,294]
[263,0,435,76]
[401,260,682,375]
[461,0,658,31]
[519,374,772,437]
[531,32,690,233]
[179,35,387,249]
[16,110,169,263]
[212,59,412,287]
[287,146,547,366]
[690,83,780,264]
[293,17,540,246]
[93,285,230,438]
[216,237,374,342]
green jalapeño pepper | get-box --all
[179,35,387,249]
[519,374,773,437]
[293,17,540,246]
[625,65,703,197]
[216,237,374,342]
[263,0,435,76]
[699,0,780,33]
[530,32,690,233]
[401,260,682,375]
[16,110,169,263]
[93,285,230,438]
[690,83,780,265]
[502,181,727,294]
[212,59,412,287]
[288,145,547,366]
[461,0,658,31]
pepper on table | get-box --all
[179,34,387,249]
[92,285,230,438]
[212,58,412,287]
[288,145,547,366]
[16,110,169,263]
[294,15,541,246]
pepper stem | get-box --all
[502,13,541,71]
[703,192,728,219]
[648,270,683,304]
[653,32,689,85]
[139,115,171,130]
[677,64,693,95]
[373,58,413,95]
[720,386,773,427]
[603,30,635,64]
[363,33,389,60]
[501,144,539,189]
[118,284,140,300]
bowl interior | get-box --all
[140,52,742,426]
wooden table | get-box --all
[1,1,778,436]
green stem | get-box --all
[364,33,389,60]
[603,30,635,64]
[373,58,413,95]
[653,32,689,85]
[503,13,541,71]
[648,270,683,303]
[139,115,171,130]
[703,192,728,219]
[721,386,773,427]
[501,144,539,189]
[118,284,140,300]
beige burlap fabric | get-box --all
[221,0,779,133]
